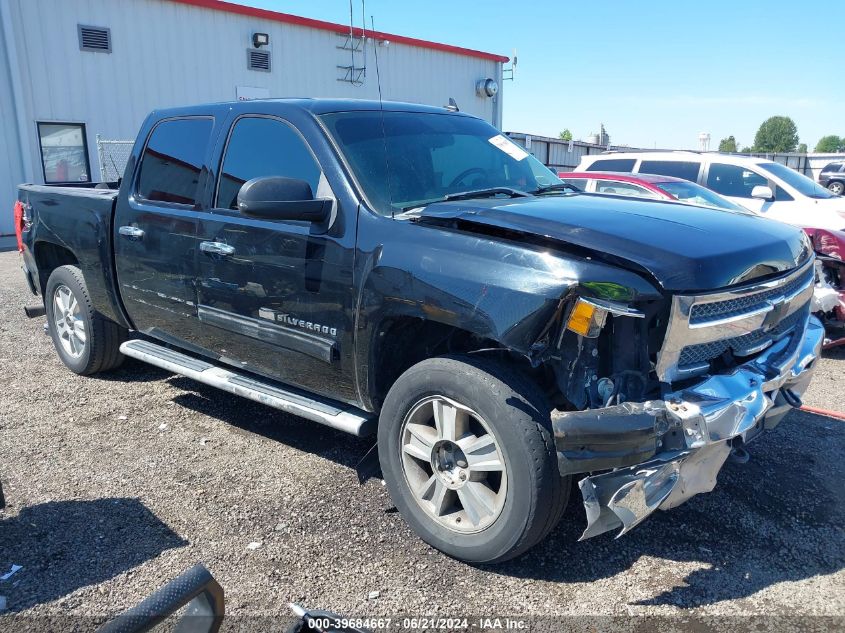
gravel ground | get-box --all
[1,249,843,631]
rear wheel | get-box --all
[45,265,127,375]
[828,181,844,196]
[378,355,569,563]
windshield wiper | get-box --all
[529,183,581,194]
[443,187,532,202]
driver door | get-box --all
[191,115,357,401]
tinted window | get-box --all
[320,111,561,214]
[706,163,767,198]
[138,118,213,205]
[594,180,657,198]
[585,158,635,172]
[823,162,844,173]
[217,117,322,210]
[639,160,700,182]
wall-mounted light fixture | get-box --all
[252,32,269,48]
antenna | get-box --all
[371,15,394,219]
[361,0,366,79]
[503,49,517,81]
[348,0,355,80]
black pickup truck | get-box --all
[14,99,824,563]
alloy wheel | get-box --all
[399,395,508,534]
[53,284,86,358]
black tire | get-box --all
[378,355,570,564]
[828,181,844,196]
[44,265,127,375]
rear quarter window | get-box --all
[639,160,701,182]
[585,158,636,172]
[137,117,214,206]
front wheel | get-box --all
[378,356,569,563]
[828,181,844,196]
[45,265,127,375]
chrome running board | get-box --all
[119,339,375,436]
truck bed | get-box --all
[18,182,125,327]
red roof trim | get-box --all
[166,0,509,63]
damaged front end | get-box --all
[551,257,824,540]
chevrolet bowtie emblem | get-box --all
[761,296,789,332]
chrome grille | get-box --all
[656,258,816,383]
[679,304,809,366]
[689,267,814,324]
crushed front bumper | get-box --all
[552,314,825,540]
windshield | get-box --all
[757,162,834,199]
[320,111,562,213]
[657,180,750,212]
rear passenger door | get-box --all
[114,116,215,346]
[192,115,356,401]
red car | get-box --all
[558,171,748,212]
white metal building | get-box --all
[0,0,507,246]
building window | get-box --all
[37,122,91,183]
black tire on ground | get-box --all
[378,355,570,564]
[828,181,844,196]
[44,265,127,375]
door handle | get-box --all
[200,241,236,257]
[118,225,145,240]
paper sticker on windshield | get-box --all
[488,135,529,161]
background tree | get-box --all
[559,129,573,141]
[815,135,844,152]
[740,146,753,153]
[718,135,738,152]
[752,116,799,152]
[797,143,808,154]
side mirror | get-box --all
[237,176,330,222]
[751,184,774,201]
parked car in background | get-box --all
[807,228,845,332]
[576,151,845,231]
[819,161,845,196]
[558,171,749,213]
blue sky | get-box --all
[240,1,838,150]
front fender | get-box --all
[353,213,661,406]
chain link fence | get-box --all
[96,135,134,182]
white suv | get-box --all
[576,151,845,231]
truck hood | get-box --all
[414,194,812,292]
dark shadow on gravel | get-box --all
[167,377,372,470]
[487,409,845,608]
[0,498,187,612]
[89,357,173,383]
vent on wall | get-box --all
[247,49,271,72]
[78,25,111,52]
